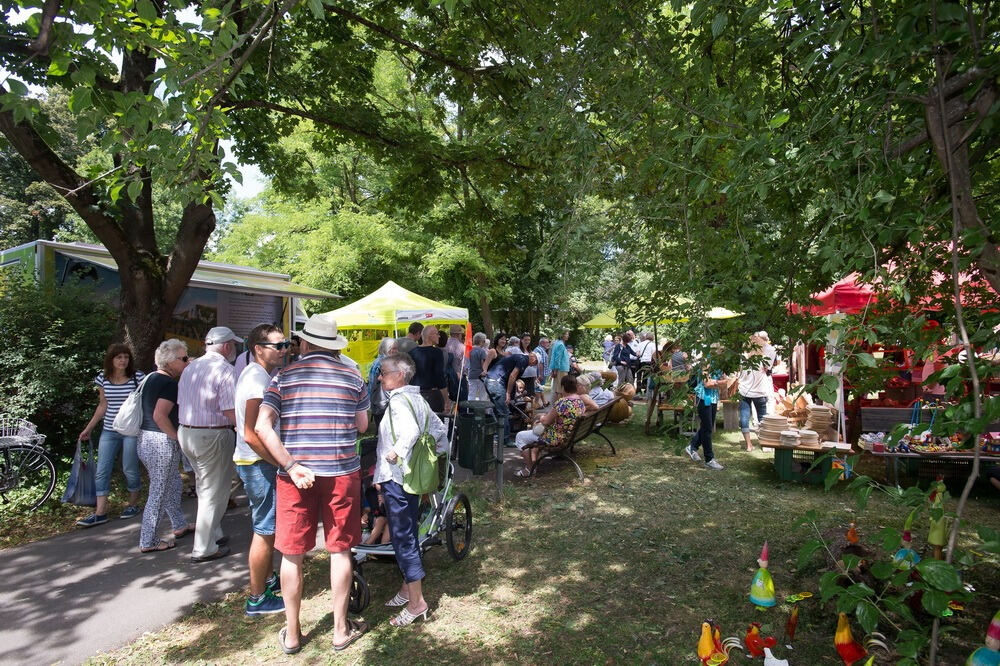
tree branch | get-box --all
[327,4,497,78]
[28,0,61,56]
[0,94,129,256]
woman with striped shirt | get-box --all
[77,343,145,527]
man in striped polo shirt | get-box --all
[255,312,370,654]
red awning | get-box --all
[789,274,876,315]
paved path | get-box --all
[0,495,264,666]
[0,453,524,666]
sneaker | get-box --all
[245,589,285,616]
[119,505,141,520]
[705,459,724,470]
[265,572,281,594]
[684,445,702,462]
[76,514,109,528]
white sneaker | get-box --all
[685,445,702,462]
[705,459,724,470]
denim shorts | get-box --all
[237,460,278,536]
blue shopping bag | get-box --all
[62,439,97,506]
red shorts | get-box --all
[275,472,361,555]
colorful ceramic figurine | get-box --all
[928,476,949,560]
[784,606,799,648]
[745,622,777,658]
[750,541,777,608]
[835,613,867,666]
[967,609,1000,666]
[698,621,729,665]
[893,529,921,569]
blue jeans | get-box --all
[96,429,140,497]
[237,461,277,536]
[484,377,511,445]
[739,395,768,433]
[381,480,424,583]
[689,398,717,463]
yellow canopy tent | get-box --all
[320,281,469,374]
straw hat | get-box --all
[297,312,348,350]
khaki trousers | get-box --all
[178,427,236,558]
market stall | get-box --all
[320,280,469,375]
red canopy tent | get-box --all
[788,274,876,316]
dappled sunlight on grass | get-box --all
[90,402,1000,665]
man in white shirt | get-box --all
[235,324,289,616]
[177,326,239,562]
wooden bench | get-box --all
[525,398,621,480]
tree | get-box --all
[0,1,283,365]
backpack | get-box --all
[112,374,151,436]
[387,394,441,496]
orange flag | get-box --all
[464,321,473,357]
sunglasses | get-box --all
[259,341,291,350]
[180,356,189,362]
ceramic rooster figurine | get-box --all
[835,613,867,666]
[745,622,778,658]
[697,621,729,665]
[750,541,777,608]
[967,609,1000,666]
[763,647,790,666]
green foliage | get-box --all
[0,272,116,460]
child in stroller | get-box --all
[508,379,534,434]
[357,436,391,545]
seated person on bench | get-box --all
[573,375,601,413]
[513,375,585,478]
[581,371,615,407]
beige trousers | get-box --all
[178,426,236,558]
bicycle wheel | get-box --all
[0,445,57,512]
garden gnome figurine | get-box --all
[893,529,921,569]
[967,609,1000,666]
[750,541,777,608]
[927,475,949,559]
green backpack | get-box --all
[387,395,441,495]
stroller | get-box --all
[349,415,473,613]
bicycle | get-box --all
[0,417,57,512]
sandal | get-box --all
[514,467,532,479]
[333,619,368,651]
[173,524,195,539]
[390,606,429,627]
[385,592,409,607]
[140,539,176,553]
[278,627,301,655]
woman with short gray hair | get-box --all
[137,339,193,553]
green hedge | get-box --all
[0,271,117,461]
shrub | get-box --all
[0,270,117,460]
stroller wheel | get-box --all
[444,493,473,561]
[349,567,370,613]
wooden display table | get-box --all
[870,449,1000,485]
[759,440,853,484]
[860,406,999,433]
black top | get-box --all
[409,345,447,391]
[140,371,179,433]
[485,354,529,385]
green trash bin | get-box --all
[458,400,498,475]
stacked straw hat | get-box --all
[805,405,834,433]
[758,414,789,445]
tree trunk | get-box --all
[923,80,1000,294]
[479,289,494,338]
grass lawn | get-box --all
[88,403,999,665]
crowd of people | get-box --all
[75,312,603,650]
